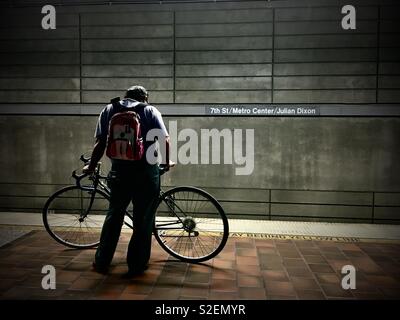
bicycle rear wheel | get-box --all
[154,186,229,263]
[43,185,109,249]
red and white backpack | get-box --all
[106,98,145,161]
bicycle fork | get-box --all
[79,178,100,222]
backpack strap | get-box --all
[109,97,149,129]
[134,102,148,111]
[110,96,121,114]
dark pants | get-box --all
[95,161,160,271]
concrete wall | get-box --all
[0,0,399,104]
[0,115,399,223]
[0,0,399,223]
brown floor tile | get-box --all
[235,264,261,275]
[318,246,341,253]
[291,277,320,291]
[180,283,209,298]
[237,274,264,288]
[187,263,212,274]
[148,287,181,300]
[295,241,317,248]
[364,275,400,288]
[119,293,147,300]
[322,253,347,260]
[57,249,82,257]
[268,295,297,300]
[286,267,313,278]
[354,280,381,293]
[298,248,321,255]
[283,258,308,268]
[259,255,284,270]
[185,271,210,284]
[2,229,400,300]
[315,273,341,285]
[80,270,108,280]
[0,279,18,292]
[235,240,255,248]
[349,257,384,274]
[14,275,44,288]
[68,277,102,291]
[308,263,335,273]
[321,284,353,298]
[278,250,301,259]
[326,259,353,273]
[236,256,259,266]
[208,291,238,300]
[276,243,296,251]
[238,287,266,299]
[296,290,325,300]
[15,259,48,269]
[1,285,68,299]
[73,252,96,262]
[254,240,275,248]
[48,256,75,267]
[342,250,367,258]
[338,243,362,251]
[209,279,238,292]
[257,247,277,255]
[274,239,293,245]
[211,269,237,280]
[352,292,386,300]
[216,251,236,261]
[262,270,289,282]
[92,288,124,300]
[380,288,400,299]
[369,254,395,263]
[265,281,296,296]
[258,253,281,263]
[161,262,188,276]
[236,248,257,257]
[64,262,91,272]
[213,258,236,270]
[303,255,326,264]
[375,262,400,276]
[156,275,185,288]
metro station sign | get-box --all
[206,105,319,116]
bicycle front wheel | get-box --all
[154,186,229,263]
[43,185,109,249]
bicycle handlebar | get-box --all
[159,164,169,176]
[72,170,90,189]
[80,154,90,164]
[74,154,171,187]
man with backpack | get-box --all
[83,85,171,277]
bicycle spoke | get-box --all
[44,186,107,248]
[154,187,228,262]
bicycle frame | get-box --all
[43,155,229,261]
[72,159,192,233]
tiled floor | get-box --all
[0,229,400,300]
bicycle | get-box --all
[42,155,229,263]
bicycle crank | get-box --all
[182,217,197,234]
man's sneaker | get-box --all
[92,261,109,275]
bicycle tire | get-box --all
[43,185,109,249]
[153,186,229,263]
